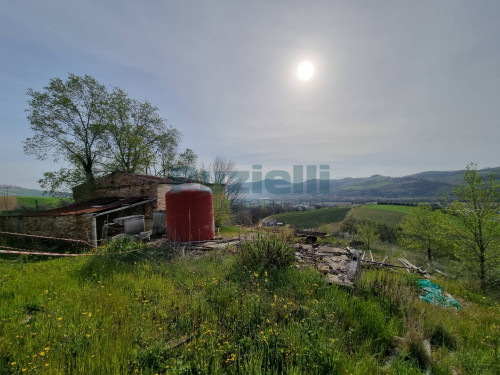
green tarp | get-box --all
[418,279,462,310]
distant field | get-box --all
[270,206,351,229]
[348,205,409,227]
[363,204,413,214]
[16,196,69,207]
[0,196,72,213]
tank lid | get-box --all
[168,183,213,194]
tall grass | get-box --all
[1,238,499,374]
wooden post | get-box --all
[91,217,97,247]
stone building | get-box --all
[0,173,186,245]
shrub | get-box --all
[237,237,295,268]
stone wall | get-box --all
[73,173,158,202]
[0,214,93,242]
[156,184,174,210]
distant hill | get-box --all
[242,166,500,202]
[0,185,47,197]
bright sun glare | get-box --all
[297,61,314,81]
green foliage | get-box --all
[399,204,451,261]
[447,163,500,290]
[0,251,499,374]
[237,237,295,269]
[24,74,192,194]
[213,185,231,228]
[270,206,351,229]
[98,236,149,254]
[357,219,380,250]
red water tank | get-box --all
[165,183,215,242]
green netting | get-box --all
[418,279,462,310]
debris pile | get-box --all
[294,244,361,288]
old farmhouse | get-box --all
[0,172,189,245]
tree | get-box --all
[399,203,450,262]
[25,74,108,192]
[102,88,180,175]
[175,148,198,179]
[447,163,499,291]
[200,157,242,208]
[24,74,186,194]
[358,219,379,251]
[212,184,231,228]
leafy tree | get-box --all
[358,219,379,251]
[447,163,499,291]
[175,148,198,179]
[102,88,180,175]
[24,74,188,194]
[399,203,450,262]
[25,74,108,192]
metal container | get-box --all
[152,209,166,235]
[114,215,145,234]
[165,183,215,242]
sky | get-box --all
[1,0,499,189]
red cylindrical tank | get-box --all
[165,183,215,242]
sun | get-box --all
[297,61,314,81]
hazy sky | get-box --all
[1,0,499,188]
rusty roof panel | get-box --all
[27,197,153,217]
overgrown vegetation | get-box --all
[1,237,499,374]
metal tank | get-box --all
[165,183,215,242]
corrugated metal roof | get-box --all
[27,197,153,217]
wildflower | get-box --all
[88,312,92,318]
[57,317,62,321]
[40,352,45,356]
[254,272,259,278]
[11,362,16,366]
[45,363,49,367]
[44,347,50,351]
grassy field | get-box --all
[1,238,499,374]
[16,197,71,209]
[0,197,72,215]
[269,207,351,229]
[363,204,414,214]
[348,205,409,227]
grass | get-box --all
[348,206,407,227]
[363,204,414,215]
[1,239,499,374]
[268,207,351,229]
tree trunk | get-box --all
[479,248,486,291]
[427,246,433,262]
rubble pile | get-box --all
[294,244,361,288]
